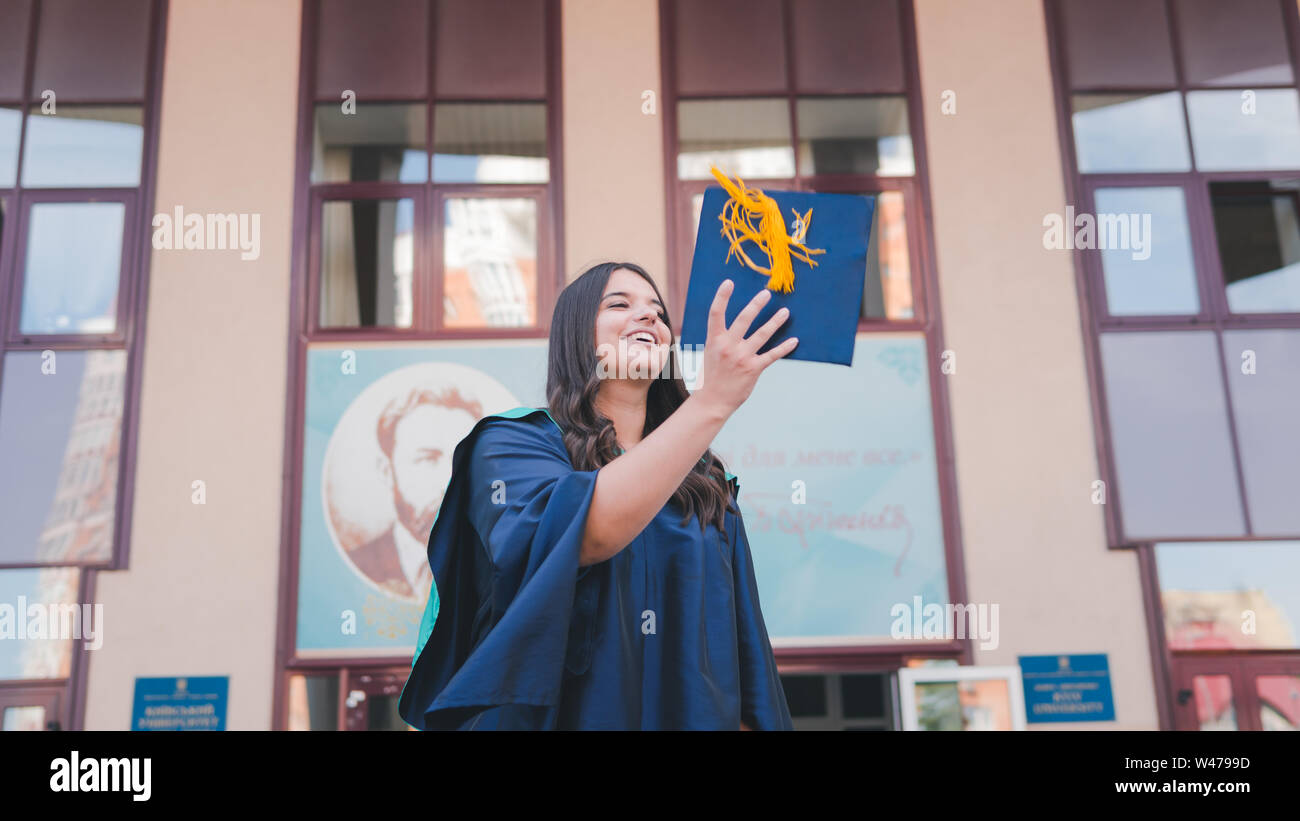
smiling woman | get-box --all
[399,260,798,730]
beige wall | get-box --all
[84,0,301,729]
[913,0,1157,727]
[561,0,669,292]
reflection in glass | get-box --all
[21,106,143,187]
[678,98,794,180]
[1156,541,1300,651]
[1223,331,1300,535]
[914,679,1012,730]
[21,202,125,334]
[286,674,339,730]
[1175,0,1294,87]
[1210,181,1300,313]
[0,567,80,679]
[0,351,125,564]
[1187,90,1300,172]
[1093,187,1199,315]
[2,706,47,731]
[433,102,548,183]
[442,198,537,328]
[311,103,426,184]
[1257,675,1300,730]
[1071,93,1191,173]
[365,693,410,730]
[1099,332,1244,539]
[0,106,20,187]
[862,190,912,320]
[796,97,913,176]
[319,198,414,328]
[1191,675,1237,730]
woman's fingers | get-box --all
[742,305,790,355]
[757,335,799,368]
[727,287,772,340]
[706,279,734,340]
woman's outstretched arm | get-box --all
[579,280,798,566]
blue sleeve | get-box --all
[731,505,795,730]
[398,415,600,730]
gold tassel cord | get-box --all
[709,165,825,294]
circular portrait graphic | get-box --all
[321,362,520,602]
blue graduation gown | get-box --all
[398,407,793,730]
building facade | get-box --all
[0,0,1296,731]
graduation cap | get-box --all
[679,166,875,366]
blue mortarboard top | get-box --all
[680,171,875,366]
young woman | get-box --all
[398,261,798,730]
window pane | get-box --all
[840,673,887,719]
[432,103,548,183]
[862,190,912,320]
[311,103,426,184]
[21,105,143,187]
[0,106,19,187]
[1099,332,1245,539]
[1092,187,1199,315]
[319,198,414,329]
[2,705,47,731]
[677,98,794,180]
[442,198,537,328]
[1071,93,1191,173]
[792,0,904,94]
[32,0,150,102]
[1175,0,1294,87]
[435,0,545,98]
[1257,676,1300,730]
[797,96,914,177]
[779,674,827,718]
[1061,0,1175,89]
[0,568,80,678]
[21,202,125,334]
[1211,181,1300,313]
[1187,89,1300,171]
[315,0,427,100]
[1156,541,1300,652]
[287,674,340,730]
[0,0,32,101]
[674,0,786,95]
[1190,675,1237,730]
[1223,330,1300,535]
[0,350,126,564]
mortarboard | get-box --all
[679,167,875,366]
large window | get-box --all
[277,0,561,729]
[1049,0,1300,544]
[661,0,966,665]
[0,0,160,569]
[0,0,164,730]
[665,0,924,329]
[304,0,559,338]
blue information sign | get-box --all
[1019,654,1115,723]
[131,676,228,731]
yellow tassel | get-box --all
[709,165,825,294]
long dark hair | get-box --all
[546,261,737,532]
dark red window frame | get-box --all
[273,0,565,729]
[659,0,972,670]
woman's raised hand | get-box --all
[692,279,798,419]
